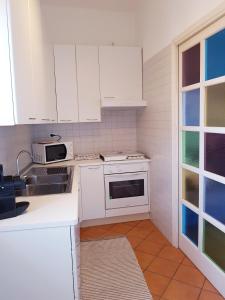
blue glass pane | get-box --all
[182,89,200,126]
[182,205,199,246]
[204,177,225,225]
[206,28,225,80]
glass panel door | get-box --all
[179,22,225,297]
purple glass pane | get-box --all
[205,133,225,177]
[182,44,200,87]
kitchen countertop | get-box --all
[0,158,150,233]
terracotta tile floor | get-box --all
[80,219,225,300]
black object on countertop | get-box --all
[0,164,29,220]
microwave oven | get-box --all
[32,142,74,164]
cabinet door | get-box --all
[0,0,14,125]
[29,0,57,124]
[76,46,101,122]
[99,46,142,102]
[7,0,38,124]
[80,165,105,220]
[54,45,79,123]
[0,227,74,300]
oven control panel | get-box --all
[104,162,149,174]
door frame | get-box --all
[171,2,225,247]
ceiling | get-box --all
[41,0,142,12]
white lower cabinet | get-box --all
[80,165,105,220]
[0,225,80,300]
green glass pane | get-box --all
[182,131,199,168]
[203,220,225,272]
[182,169,199,207]
[206,83,225,127]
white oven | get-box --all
[104,162,149,210]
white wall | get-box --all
[0,126,32,175]
[41,3,139,46]
[137,0,225,61]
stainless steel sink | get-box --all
[24,174,69,185]
[16,166,74,197]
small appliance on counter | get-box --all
[0,165,29,220]
[32,140,74,164]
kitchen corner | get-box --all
[0,155,151,233]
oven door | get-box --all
[105,172,148,209]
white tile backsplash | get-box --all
[32,110,137,154]
[0,125,32,175]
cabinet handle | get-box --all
[60,120,72,122]
[42,118,50,121]
[28,117,36,120]
[86,118,98,121]
[104,97,116,99]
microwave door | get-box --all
[45,144,67,162]
[105,172,148,209]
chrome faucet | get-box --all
[16,150,33,176]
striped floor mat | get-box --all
[80,237,153,300]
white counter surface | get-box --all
[0,158,150,232]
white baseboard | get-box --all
[80,212,151,228]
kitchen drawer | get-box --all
[104,162,149,174]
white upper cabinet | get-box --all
[29,0,57,124]
[7,0,37,124]
[76,46,101,122]
[99,46,144,107]
[0,0,57,126]
[54,45,101,123]
[54,45,79,123]
[0,0,14,126]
